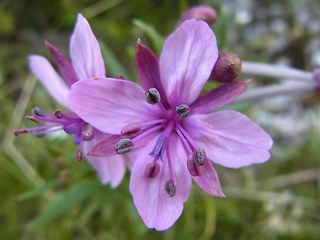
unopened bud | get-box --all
[31,107,45,117]
[210,52,242,82]
[145,161,160,178]
[165,181,176,197]
[145,88,160,105]
[121,123,142,139]
[115,138,134,154]
[187,155,202,176]
[193,148,206,166]
[176,104,190,119]
[182,6,218,25]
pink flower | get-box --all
[15,14,125,187]
[69,20,273,230]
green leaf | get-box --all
[17,180,59,201]
[28,180,101,229]
[99,41,129,78]
[132,19,164,55]
[214,7,229,50]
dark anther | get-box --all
[176,104,191,119]
[187,155,202,176]
[121,123,142,139]
[14,128,28,136]
[26,115,41,123]
[54,110,63,118]
[115,138,134,154]
[192,148,206,166]
[145,88,161,105]
[31,107,45,117]
[75,149,83,161]
[144,162,160,178]
[165,181,176,197]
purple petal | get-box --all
[69,77,160,134]
[129,134,191,231]
[191,80,251,114]
[87,134,121,157]
[183,111,273,168]
[193,159,226,197]
[83,128,125,188]
[45,41,79,86]
[70,13,105,79]
[159,20,218,106]
[28,55,70,107]
[135,40,169,108]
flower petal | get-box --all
[191,80,251,114]
[70,13,105,79]
[45,41,79,86]
[129,134,191,231]
[83,128,125,188]
[159,19,218,106]
[193,159,226,197]
[135,40,169,108]
[69,77,160,134]
[183,111,273,168]
[29,55,70,107]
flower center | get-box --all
[113,88,207,197]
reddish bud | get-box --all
[210,52,242,82]
[182,6,218,25]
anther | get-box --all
[26,115,41,123]
[192,148,206,166]
[145,88,160,105]
[115,139,134,154]
[165,181,176,197]
[82,131,93,140]
[116,75,125,79]
[31,107,45,117]
[187,155,202,176]
[144,161,160,178]
[176,104,190,119]
[54,109,63,118]
[75,149,83,161]
[121,123,142,139]
[14,128,28,136]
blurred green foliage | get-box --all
[1,0,320,239]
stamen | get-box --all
[14,128,28,136]
[176,124,198,150]
[192,148,206,166]
[176,104,191,119]
[145,88,161,105]
[144,161,160,178]
[31,107,45,117]
[187,155,202,176]
[82,131,94,140]
[115,138,134,154]
[121,122,142,139]
[165,181,176,197]
[26,115,41,123]
[75,148,83,161]
[116,75,125,79]
[132,124,163,143]
[54,110,63,119]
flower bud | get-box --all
[182,6,218,25]
[210,52,242,82]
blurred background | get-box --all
[1,0,320,239]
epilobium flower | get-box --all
[15,13,125,187]
[69,20,272,230]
